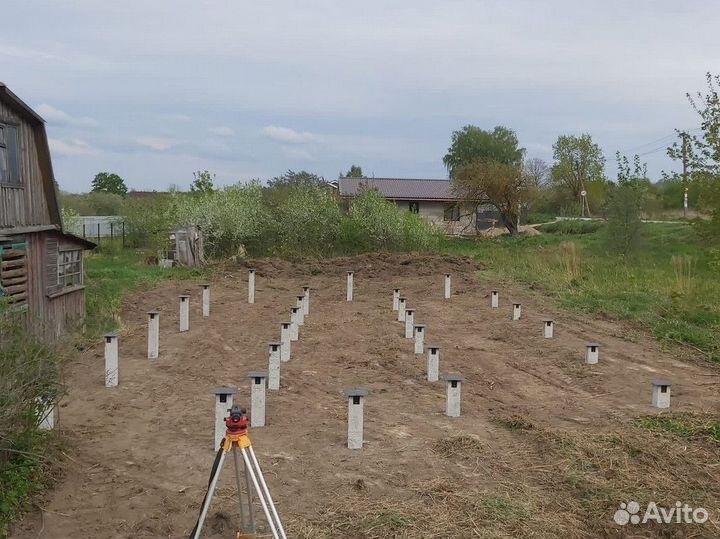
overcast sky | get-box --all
[2,1,717,192]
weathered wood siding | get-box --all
[0,97,52,228]
[12,231,86,342]
[43,231,86,342]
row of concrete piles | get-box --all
[336,272,675,448]
[39,268,673,441]
[207,276,313,449]
[337,274,465,449]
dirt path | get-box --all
[11,254,720,539]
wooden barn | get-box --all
[0,82,95,342]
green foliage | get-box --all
[264,170,329,209]
[694,212,720,245]
[526,211,555,224]
[190,170,215,194]
[121,194,177,251]
[91,172,127,196]
[272,186,342,257]
[344,165,363,177]
[347,188,443,252]
[637,415,720,443]
[551,134,606,203]
[121,181,441,259]
[60,206,80,231]
[687,72,720,172]
[443,125,525,175]
[60,191,125,216]
[175,183,271,257]
[0,308,61,535]
[452,161,534,234]
[537,220,604,235]
[654,176,701,211]
[267,170,327,189]
[605,183,644,254]
[0,431,51,537]
[84,250,206,337]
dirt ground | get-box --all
[10,254,720,539]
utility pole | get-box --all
[680,131,691,218]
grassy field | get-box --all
[83,246,208,338]
[444,222,720,360]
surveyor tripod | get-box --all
[189,405,287,539]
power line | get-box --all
[636,144,672,157]
[619,128,701,154]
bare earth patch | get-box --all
[11,254,720,539]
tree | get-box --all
[345,165,363,177]
[616,152,649,185]
[190,170,215,194]
[91,172,127,196]
[523,157,550,188]
[687,72,720,172]
[267,170,327,189]
[605,153,649,254]
[551,134,605,216]
[452,161,534,235]
[443,125,525,176]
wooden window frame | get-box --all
[443,204,461,222]
[0,120,22,188]
[57,248,84,288]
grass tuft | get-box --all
[637,414,720,443]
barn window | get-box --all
[408,201,420,213]
[0,241,28,307]
[443,204,460,221]
[0,123,21,186]
[57,249,83,287]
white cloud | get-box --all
[263,125,314,144]
[207,126,235,137]
[35,103,98,128]
[136,136,180,151]
[49,138,96,156]
[281,146,313,160]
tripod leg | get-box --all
[247,445,288,539]
[232,447,254,533]
[192,449,228,539]
[240,447,281,539]
[243,451,256,532]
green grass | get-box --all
[536,220,605,235]
[0,432,53,537]
[84,250,209,337]
[637,415,720,442]
[445,222,720,360]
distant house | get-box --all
[0,83,95,342]
[336,176,499,235]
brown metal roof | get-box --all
[338,177,457,201]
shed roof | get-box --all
[0,82,45,125]
[0,83,62,227]
[338,177,458,201]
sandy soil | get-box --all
[10,254,720,539]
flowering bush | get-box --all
[122,183,441,258]
[174,183,271,257]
